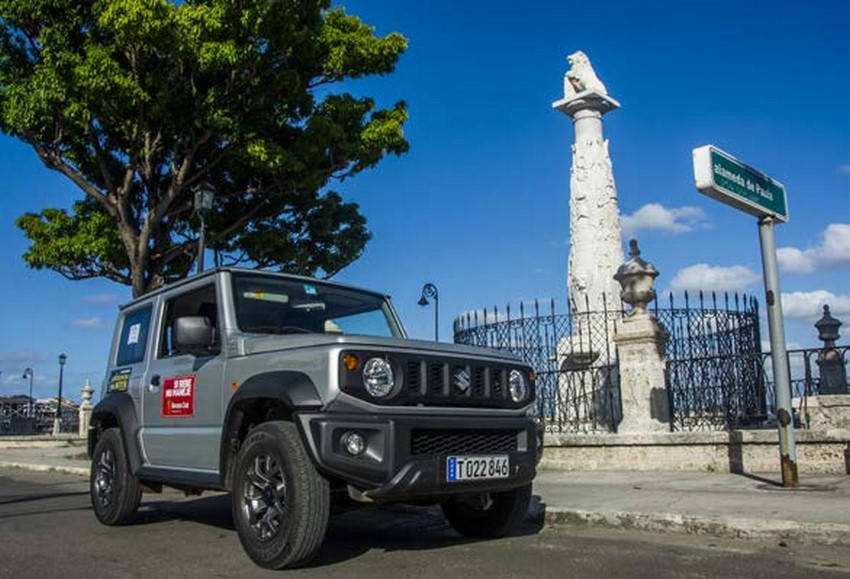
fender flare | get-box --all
[88,392,143,474]
[219,371,323,484]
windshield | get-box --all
[232,274,402,338]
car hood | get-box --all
[237,333,522,364]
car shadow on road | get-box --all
[307,494,547,568]
[134,492,546,568]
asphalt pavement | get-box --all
[2,436,849,547]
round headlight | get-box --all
[363,357,395,398]
[509,369,528,403]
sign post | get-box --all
[693,145,797,487]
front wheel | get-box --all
[441,483,532,538]
[231,421,330,569]
[90,428,141,525]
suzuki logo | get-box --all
[453,368,471,393]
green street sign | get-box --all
[693,145,788,222]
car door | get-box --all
[140,280,225,472]
[106,302,155,444]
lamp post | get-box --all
[193,182,216,273]
[53,353,66,436]
[417,283,439,342]
[22,367,33,417]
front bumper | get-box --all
[296,412,538,502]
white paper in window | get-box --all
[127,323,141,345]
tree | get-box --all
[0,0,408,297]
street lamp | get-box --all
[193,182,216,273]
[22,368,33,417]
[417,283,439,342]
[53,353,66,436]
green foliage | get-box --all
[0,0,408,296]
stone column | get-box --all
[552,52,624,318]
[613,241,670,433]
[79,379,94,438]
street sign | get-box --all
[691,144,797,486]
[692,145,788,222]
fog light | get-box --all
[341,431,367,456]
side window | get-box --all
[116,306,153,366]
[159,284,219,358]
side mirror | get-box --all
[174,316,215,353]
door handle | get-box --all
[148,374,161,392]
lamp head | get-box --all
[59,353,67,366]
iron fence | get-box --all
[762,345,850,428]
[0,402,79,435]
[656,291,765,431]
[454,291,766,433]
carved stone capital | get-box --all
[553,90,621,118]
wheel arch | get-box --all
[87,392,143,474]
[219,371,323,489]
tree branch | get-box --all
[27,136,111,209]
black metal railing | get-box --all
[0,402,79,435]
[656,291,765,431]
[454,292,765,433]
[761,345,850,428]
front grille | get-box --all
[403,361,512,407]
[339,351,533,410]
[411,429,518,455]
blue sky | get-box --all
[1,0,848,402]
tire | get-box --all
[90,427,142,525]
[441,483,532,538]
[231,421,330,569]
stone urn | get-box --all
[614,239,658,316]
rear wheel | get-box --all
[90,428,141,525]
[441,483,531,538]
[231,421,330,569]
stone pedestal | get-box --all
[614,314,670,433]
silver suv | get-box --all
[88,268,539,569]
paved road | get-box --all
[1,468,849,579]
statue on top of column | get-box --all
[562,50,608,98]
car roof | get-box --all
[119,267,390,311]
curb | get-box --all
[543,507,850,546]
[0,461,89,477]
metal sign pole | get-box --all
[757,216,798,487]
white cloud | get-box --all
[668,264,761,293]
[777,223,850,274]
[838,165,850,174]
[621,203,708,237]
[84,294,118,304]
[71,316,107,330]
[781,290,850,320]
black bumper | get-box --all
[295,412,538,502]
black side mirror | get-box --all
[174,316,215,353]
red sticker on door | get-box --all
[162,375,195,417]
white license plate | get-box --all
[446,455,509,482]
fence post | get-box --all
[815,305,848,395]
[613,240,670,432]
[79,379,94,438]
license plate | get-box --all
[446,455,510,482]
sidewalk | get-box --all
[2,439,849,546]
